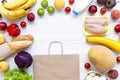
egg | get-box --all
[54,0,65,11]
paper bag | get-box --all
[33,42,80,80]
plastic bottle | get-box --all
[72,0,93,15]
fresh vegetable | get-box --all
[111,10,120,20]
[14,51,33,69]
[84,63,91,69]
[100,7,106,14]
[65,6,71,13]
[97,0,107,5]
[0,22,7,30]
[116,56,120,62]
[7,23,21,37]
[47,6,55,14]
[4,69,32,80]
[88,5,97,14]
[20,21,26,28]
[114,24,120,33]
[69,0,75,4]
[54,0,65,10]
[0,34,6,44]
[105,0,116,9]
[41,0,48,8]
[0,61,9,72]
[88,45,116,71]
[37,8,45,16]
[86,36,120,52]
[108,69,119,79]
[27,12,35,21]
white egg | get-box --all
[92,76,100,80]
[99,76,107,80]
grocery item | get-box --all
[54,0,65,11]
[116,56,120,62]
[97,0,107,5]
[65,6,71,13]
[111,10,120,20]
[69,0,75,4]
[47,6,55,14]
[72,0,93,15]
[100,7,107,14]
[88,5,97,14]
[27,12,35,21]
[105,0,116,9]
[20,21,26,28]
[41,0,48,8]
[0,61,9,72]
[15,51,33,69]
[108,69,119,79]
[84,63,91,69]
[86,36,120,52]
[37,8,45,16]
[0,34,34,61]
[4,69,32,80]
[88,45,116,71]
[0,34,6,44]
[114,24,120,33]
[84,71,109,80]
[0,22,7,30]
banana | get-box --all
[86,36,120,52]
[17,0,36,9]
[2,0,28,10]
[0,6,30,19]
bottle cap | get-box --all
[72,10,78,15]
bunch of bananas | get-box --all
[0,0,36,19]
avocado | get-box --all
[105,0,116,9]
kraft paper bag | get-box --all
[33,41,80,80]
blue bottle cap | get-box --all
[72,10,78,15]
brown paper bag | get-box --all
[33,42,80,80]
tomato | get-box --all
[100,7,106,14]
[20,21,26,28]
[65,6,71,13]
[69,0,75,4]
[114,24,120,33]
[116,56,120,62]
[84,63,91,69]
[7,23,21,37]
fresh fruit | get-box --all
[17,0,36,9]
[108,69,118,79]
[7,23,21,37]
[86,36,120,52]
[2,0,28,10]
[114,24,120,33]
[100,7,106,14]
[0,22,7,30]
[69,0,75,4]
[47,6,55,14]
[27,12,35,21]
[0,34,6,44]
[37,8,45,16]
[54,0,65,11]
[116,56,120,62]
[65,6,71,13]
[0,6,30,19]
[88,45,116,71]
[14,51,33,69]
[20,21,26,28]
[111,10,120,20]
[97,0,107,5]
[84,63,91,69]
[105,0,116,9]
[88,5,97,14]
[0,61,9,72]
[41,0,48,8]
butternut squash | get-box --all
[88,45,116,71]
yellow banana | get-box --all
[86,36,120,52]
[17,0,36,9]
[2,0,28,10]
[0,6,30,19]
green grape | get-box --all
[41,0,48,8]
[47,6,55,14]
[37,8,44,16]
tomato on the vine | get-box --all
[69,0,75,4]
[100,7,106,14]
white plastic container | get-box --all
[72,0,93,15]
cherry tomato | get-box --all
[84,63,91,69]
[114,24,120,33]
[20,21,26,28]
[116,56,120,62]
[69,0,75,4]
[65,6,71,13]
[100,7,106,14]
